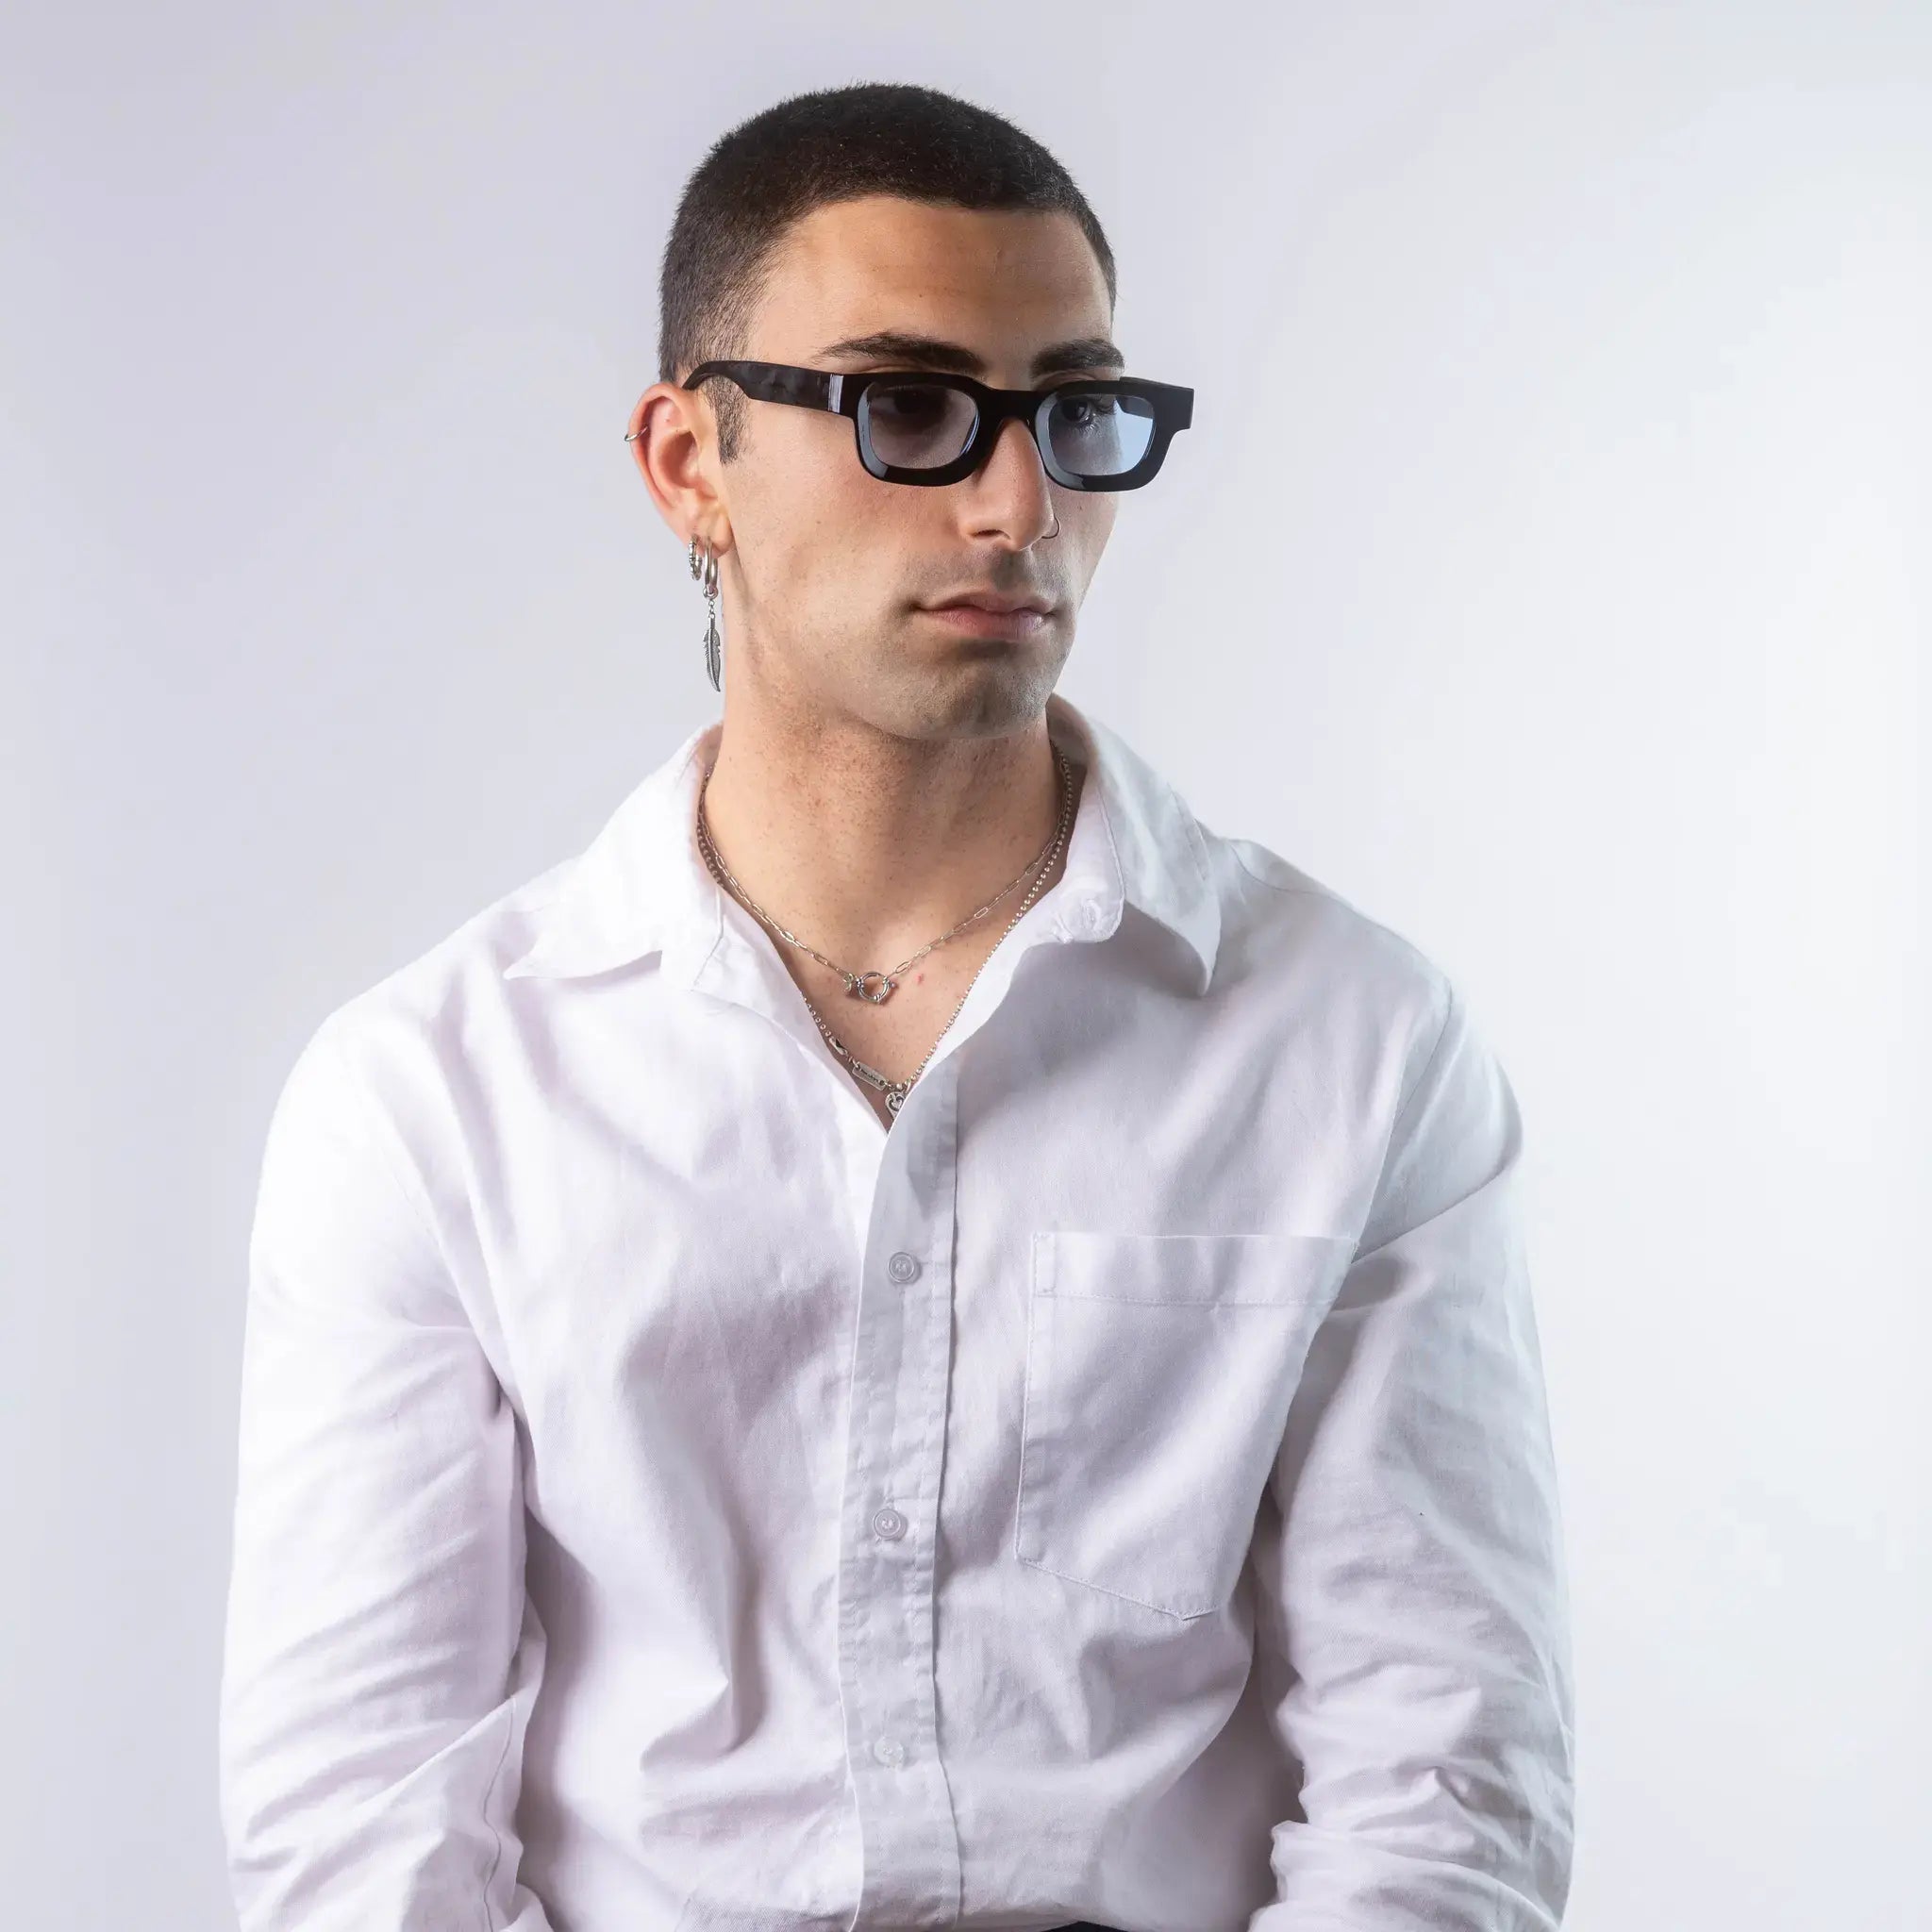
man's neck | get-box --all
[695,696,1080,974]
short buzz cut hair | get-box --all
[657,81,1118,461]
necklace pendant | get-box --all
[837,1045,894,1095]
[847,971,897,1004]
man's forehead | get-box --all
[757,195,1111,355]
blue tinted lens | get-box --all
[1043,389,1155,476]
[859,381,978,469]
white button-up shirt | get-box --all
[219,691,1575,1932]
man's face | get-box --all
[697,194,1121,743]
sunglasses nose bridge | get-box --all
[969,392,1052,475]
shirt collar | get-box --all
[502,690,1221,992]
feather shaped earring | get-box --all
[688,534,722,691]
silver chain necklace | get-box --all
[694,739,1077,1117]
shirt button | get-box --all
[1074,896,1108,935]
[871,1507,908,1541]
[887,1250,921,1284]
[872,1736,906,1767]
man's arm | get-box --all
[1252,976,1576,1931]
[219,1017,556,1931]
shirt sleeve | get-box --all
[218,1016,556,1932]
[1250,977,1577,1932]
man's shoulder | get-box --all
[1210,828,1453,1026]
[305,849,578,1088]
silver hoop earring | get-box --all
[689,535,722,691]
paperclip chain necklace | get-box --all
[694,739,1077,1117]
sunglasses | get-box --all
[634,358,1193,491]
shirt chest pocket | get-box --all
[1015,1227,1354,1622]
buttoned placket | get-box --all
[679,802,1116,1929]
[834,891,1115,1928]
[836,1073,961,1928]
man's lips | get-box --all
[918,588,1057,638]
[925,591,1054,615]
[918,601,1052,638]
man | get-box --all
[219,81,1575,1932]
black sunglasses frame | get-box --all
[672,358,1194,491]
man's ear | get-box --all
[627,381,730,554]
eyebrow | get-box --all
[812,328,1126,379]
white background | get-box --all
[4,3,1925,1926]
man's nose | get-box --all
[961,413,1056,538]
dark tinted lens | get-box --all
[860,380,978,470]
[1043,387,1156,477]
